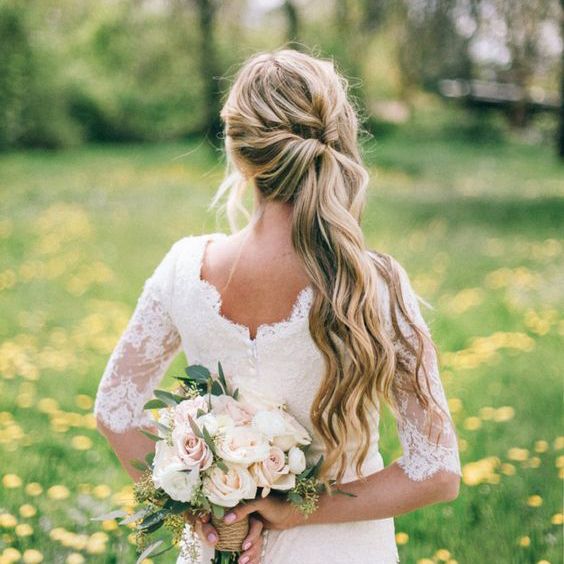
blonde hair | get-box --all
[209,48,451,483]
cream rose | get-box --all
[215,426,270,465]
[174,397,209,427]
[272,410,312,451]
[210,395,254,426]
[251,410,286,439]
[171,426,213,471]
[152,441,200,502]
[288,446,307,474]
[250,446,295,497]
[203,465,257,507]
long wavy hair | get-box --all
[209,48,451,483]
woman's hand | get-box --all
[185,512,265,564]
[223,495,304,531]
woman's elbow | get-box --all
[435,471,461,502]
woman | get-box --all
[94,48,462,564]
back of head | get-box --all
[211,48,446,483]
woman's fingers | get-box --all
[194,519,218,547]
[239,517,264,564]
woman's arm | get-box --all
[224,259,462,529]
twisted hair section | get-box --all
[210,48,452,483]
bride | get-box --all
[94,48,462,564]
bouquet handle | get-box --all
[210,513,250,552]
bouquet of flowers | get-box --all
[95,361,333,564]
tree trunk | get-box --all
[195,0,222,143]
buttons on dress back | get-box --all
[248,339,258,376]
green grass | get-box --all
[0,108,562,563]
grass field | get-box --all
[1,108,563,563]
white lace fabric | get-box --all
[95,233,461,480]
[94,232,462,562]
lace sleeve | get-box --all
[382,261,462,482]
[93,240,184,433]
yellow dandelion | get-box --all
[2,474,22,488]
[435,548,451,560]
[71,435,92,450]
[555,456,564,468]
[65,553,85,564]
[49,527,67,541]
[93,485,111,499]
[102,520,118,531]
[37,398,58,414]
[518,536,530,547]
[0,513,17,527]
[3,547,22,561]
[127,532,136,545]
[25,483,43,496]
[494,406,514,422]
[554,436,564,450]
[74,395,93,410]
[527,495,543,507]
[15,523,33,537]
[536,560,550,564]
[417,560,435,564]
[508,448,529,461]
[463,416,481,431]
[534,440,549,453]
[501,463,516,476]
[528,456,541,468]
[395,532,409,545]
[47,485,70,500]
[448,398,463,414]
[22,550,43,563]
[19,504,37,518]
[478,406,495,420]
[551,513,563,525]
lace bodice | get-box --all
[94,232,462,482]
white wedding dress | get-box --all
[94,232,462,564]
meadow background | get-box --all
[1,1,563,563]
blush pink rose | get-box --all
[210,395,254,426]
[250,446,295,497]
[174,397,209,427]
[172,426,213,470]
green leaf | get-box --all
[185,364,211,383]
[145,451,155,467]
[210,503,225,519]
[136,540,164,564]
[130,459,148,472]
[196,408,206,418]
[232,388,239,400]
[216,459,228,473]
[155,422,171,437]
[91,509,128,521]
[333,488,357,498]
[210,380,223,396]
[188,415,203,438]
[287,491,304,505]
[201,425,217,456]
[140,429,161,442]
[139,509,168,531]
[119,508,149,525]
[164,500,191,515]
[154,389,184,406]
[143,399,168,410]
[217,361,228,392]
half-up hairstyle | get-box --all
[209,48,452,483]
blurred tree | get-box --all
[283,0,300,44]
[194,0,223,143]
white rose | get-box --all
[197,412,234,436]
[272,410,312,451]
[215,426,270,465]
[249,446,295,498]
[251,410,286,439]
[288,446,306,474]
[203,465,257,507]
[236,387,285,413]
[152,441,200,502]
